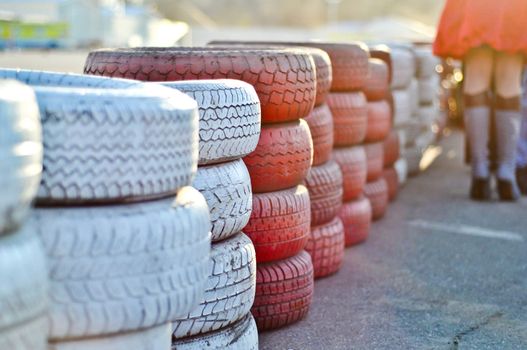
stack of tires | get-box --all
[0,80,48,350]
[1,69,212,350]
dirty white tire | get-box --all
[409,78,419,114]
[173,233,256,339]
[392,88,412,126]
[415,48,438,79]
[49,323,171,350]
[418,75,439,105]
[193,159,252,242]
[172,314,258,350]
[394,157,408,185]
[390,47,416,89]
[161,80,261,165]
[33,85,198,204]
[0,80,42,235]
[404,146,422,176]
[418,104,438,128]
[32,187,211,340]
[0,226,48,350]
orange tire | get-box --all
[339,196,372,246]
[365,100,392,143]
[333,146,367,202]
[304,104,334,166]
[327,91,368,147]
[364,58,389,101]
[364,142,384,182]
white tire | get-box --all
[418,104,438,128]
[390,47,416,89]
[392,88,412,126]
[193,159,252,242]
[408,78,420,114]
[0,80,42,235]
[418,75,439,105]
[32,187,211,340]
[173,233,256,339]
[161,80,261,165]
[394,157,408,185]
[415,48,439,79]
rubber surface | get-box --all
[418,76,439,105]
[415,48,438,79]
[327,91,368,146]
[383,130,401,168]
[304,104,334,166]
[84,47,317,124]
[305,217,345,279]
[332,146,367,202]
[369,45,393,85]
[364,142,384,182]
[160,80,261,165]
[419,104,438,128]
[172,233,256,338]
[363,178,389,221]
[364,58,389,101]
[304,160,343,227]
[339,196,372,247]
[243,120,313,193]
[251,250,314,331]
[390,46,416,89]
[392,87,412,126]
[244,185,311,263]
[383,167,399,202]
[409,78,420,114]
[0,80,42,235]
[33,187,211,340]
[365,100,392,143]
[193,159,252,242]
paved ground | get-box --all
[260,130,527,350]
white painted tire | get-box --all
[32,187,211,340]
[390,47,416,89]
[418,104,438,128]
[173,233,256,339]
[418,75,439,105]
[409,78,419,114]
[394,157,408,185]
[193,159,252,242]
[415,48,438,79]
[392,88,412,126]
[161,80,261,165]
[0,80,42,235]
[172,314,258,350]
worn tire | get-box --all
[365,100,392,143]
[33,187,211,340]
[252,250,314,331]
[0,80,42,235]
[364,58,389,101]
[363,178,389,221]
[84,47,316,124]
[415,48,438,79]
[383,167,399,202]
[369,45,392,85]
[392,88,412,126]
[339,196,372,247]
[244,185,310,263]
[304,104,334,166]
[383,130,400,168]
[332,146,367,202]
[243,120,313,193]
[409,78,420,114]
[390,46,416,89]
[193,160,252,242]
[418,76,439,105]
[364,142,384,182]
[327,91,368,146]
[160,80,261,165]
[172,233,256,338]
[305,217,345,279]
[172,314,258,350]
[304,160,343,226]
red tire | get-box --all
[365,100,392,143]
[304,160,343,226]
[305,217,345,279]
[84,47,316,123]
[364,58,389,101]
[363,178,389,221]
[364,142,384,182]
[383,167,399,202]
[369,45,393,86]
[244,185,310,263]
[252,250,314,331]
[332,146,367,202]
[339,196,372,246]
[244,120,313,193]
[383,130,400,168]
[304,104,334,166]
[327,91,368,147]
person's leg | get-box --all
[516,69,527,195]
[494,51,523,200]
[464,46,493,200]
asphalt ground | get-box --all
[260,130,527,350]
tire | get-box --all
[84,47,317,124]
[364,142,384,182]
[369,45,393,86]
[332,146,367,202]
[419,104,438,128]
[32,84,198,205]
[172,314,258,350]
[304,160,343,226]
[193,159,252,242]
[305,217,345,279]
[392,88,412,127]
[243,120,313,193]
[49,323,171,350]
[409,78,420,114]
[365,100,392,143]
[415,48,438,79]
[394,157,408,185]
[383,130,400,168]
[32,187,211,340]
[383,167,399,202]
[0,227,48,350]
[172,233,256,338]
[363,178,389,221]
[364,58,389,101]
[160,80,261,166]
[304,104,334,166]
[0,80,42,235]
[418,76,438,105]
[339,196,372,247]
[327,91,368,146]
[389,46,416,89]
[244,185,310,263]
[397,120,424,147]
[252,250,314,331]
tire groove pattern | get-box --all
[333,146,367,201]
[339,196,372,247]
[305,217,345,278]
[363,178,389,221]
[304,104,334,166]
[327,92,368,146]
